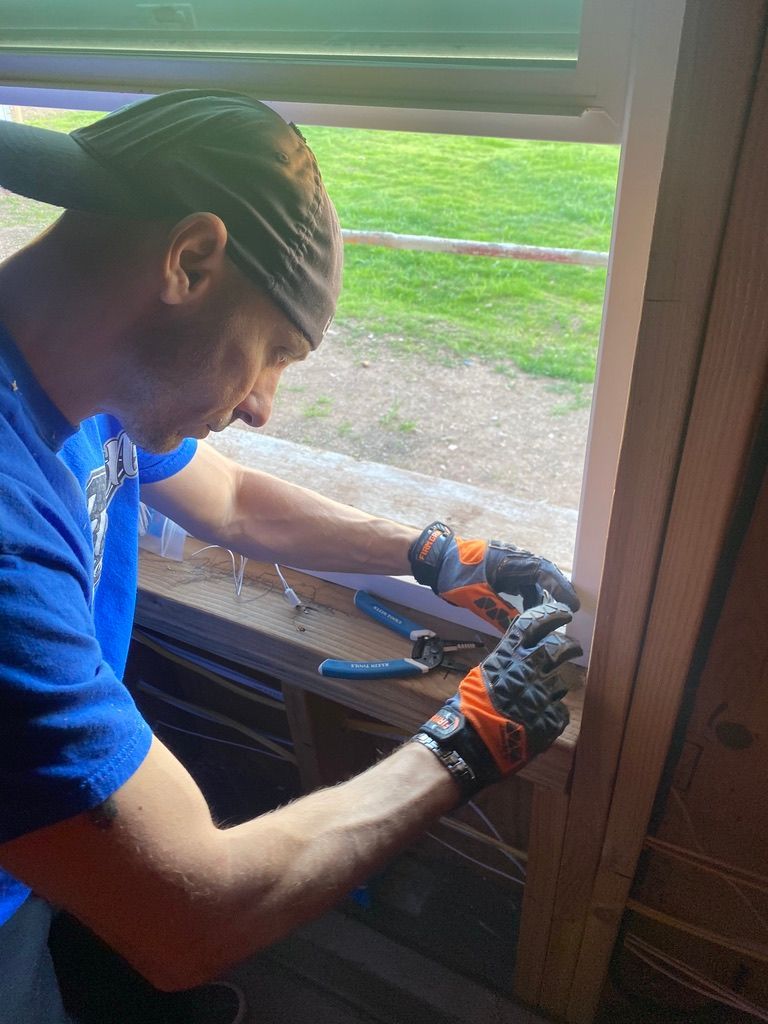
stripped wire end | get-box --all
[274,563,303,611]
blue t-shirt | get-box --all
[0,326,196,924]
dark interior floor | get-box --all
[230,952,387,1024]
[53,901,710,1024]
[51,906,551,1024]
[229,911,552,1024]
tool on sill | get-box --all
[318,590,486,679]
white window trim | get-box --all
[1,0,633,143]
[570,0,686,659]
[0,0,687,661]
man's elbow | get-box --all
[119,907,274,992]
[126,932,250,993]
[140,956,218,994]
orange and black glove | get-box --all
[412,602,581,799]
[408,520,579,632]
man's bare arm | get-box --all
[0,735,457,991]
[141,441,419,573]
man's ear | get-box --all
[160,213,228,306]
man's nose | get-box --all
[234,375,277,429]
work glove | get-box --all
[408,520,579,632]
[412,601,581,800]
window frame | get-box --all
[0,0,688,659]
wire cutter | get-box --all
[318,590,486,679]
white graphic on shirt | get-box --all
[84,432,138,587]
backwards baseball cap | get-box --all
[0,89,343,348]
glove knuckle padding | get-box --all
[512,601,573,646]
[478,622,576,759]
[487,542,539,590]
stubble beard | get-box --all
[115,370,191,454]
[120,413,183,455]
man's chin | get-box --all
[129,427,186,454]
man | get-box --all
[0,90,580,1022]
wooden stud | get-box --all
[514,787,570,1007]
[282,685,354,792]
[567,19,768,1023]
[539,3,768,1018]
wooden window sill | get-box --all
[136,539,583,793]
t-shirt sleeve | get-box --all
[137,437,198,485]
[0,499,153,843]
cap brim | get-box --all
[0,119,147,215]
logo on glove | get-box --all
[427,706,464,741]
[414,528,442,565]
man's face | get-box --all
[118,281,310,453]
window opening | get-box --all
[0,104,618,584]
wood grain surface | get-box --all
[136,540,583,793]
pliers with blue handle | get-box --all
[318,590,485,679]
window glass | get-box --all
[0,2,582,65]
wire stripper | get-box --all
[318,590,486,679]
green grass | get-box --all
[10,109,620,383]
[303,395,333,419]
[378,401,418,434]
[305,127,618,383]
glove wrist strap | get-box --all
[411,732,478,801]
[408,521,454,591]
[414,703,503,799]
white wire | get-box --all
[155,719,288,762]
[627,933,768,1010]
[425,831,524,887]
[274,563,303,607]
[670,788,768,938]
[624,937,768,1021]
[190,544,248,597]
[468,800,527,879]
[134,628,283,704]
[137,680,296,763]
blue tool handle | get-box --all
[353,590,434,641]
[318,657,426,679]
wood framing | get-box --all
[513,787,570,1005]
[540,4,768,1020]
[282,686,354,791]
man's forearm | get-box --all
[143,443,420,573]
[0,735,459,992]
[213,740,458,971]
[228,463,420,571]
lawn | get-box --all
[12,108,620,383]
